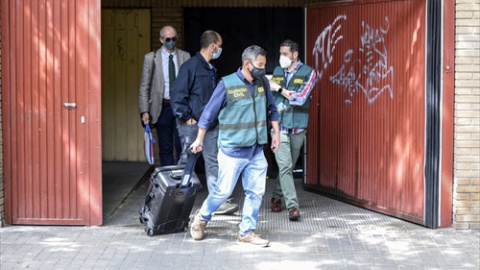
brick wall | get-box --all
[101,0,312,51]
[454,0,480,230]
[151,7,184,51]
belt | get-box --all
[163,99,170,103]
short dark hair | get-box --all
[200,30,220,49]
[280,39,299,53]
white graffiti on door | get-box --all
[312,16,394,104]
[330,16,394,104]
[312,15,347,81]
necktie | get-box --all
[169,54,176,93]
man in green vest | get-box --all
[189,45,280,247]
[269,39,317,221]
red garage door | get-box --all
[305,0,429,225]
[1,0,102,225]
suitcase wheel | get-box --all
[146,229,154,236]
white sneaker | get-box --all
[190,212,207,240]
[236,231,269,247]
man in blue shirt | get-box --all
[189,45,280,247]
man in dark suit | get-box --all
[138,25,191,166]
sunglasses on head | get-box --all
[164,37,177,42]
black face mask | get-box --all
[164,40,177,51]
[250,63,266,81]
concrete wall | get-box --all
[453,0,480,230]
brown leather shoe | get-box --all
[270,198,282,212]
[288,207,300,221]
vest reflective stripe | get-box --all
[218,74,268,148]
[272,65,313,129]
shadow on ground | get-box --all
[102,161,426,233]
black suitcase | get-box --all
[139,153,201,236]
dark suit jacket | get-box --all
[138,47,190,124]
[170,53,218,122]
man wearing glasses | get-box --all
[171,30,239,215]
[139,25,191,166]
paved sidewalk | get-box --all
[1,225,479,270]
[2,166,479,270]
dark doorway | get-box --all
[184,8,304,77]
[183,7,305,179]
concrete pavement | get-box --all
[1,225,479,269]
[1,163,479,270]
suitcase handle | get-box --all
[180,152,199,188]
[169,170,183,180]
[144,192,154,207]
[152,165,186,179]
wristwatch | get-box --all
[278,87,283,93]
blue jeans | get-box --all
[198,148,268,236]
[155,102,181,166]
[176,119,219,192]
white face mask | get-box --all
[279,55,292,69]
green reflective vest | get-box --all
[271,64,313,129]
[218,74,268,148]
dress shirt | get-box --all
[161,47,177,100]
